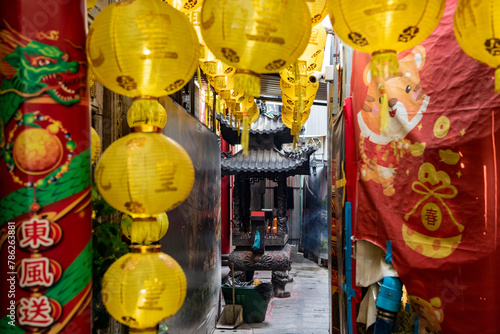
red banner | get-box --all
[352,1,500,333]
[0,1,91,333]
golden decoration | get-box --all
[433,116,450,139]
[439,149,460,165]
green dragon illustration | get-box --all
[0,20,85,126]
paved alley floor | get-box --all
[215,245,330,334]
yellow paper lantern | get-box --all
[234,98,259,123]
[454,0,500,92]
[306,0,329,27]
[87,0,199,97]
[102,245,186,331]
[185,7,213,65]
[87,0,97,13]
[282,108,311,129]
[202,60,236,88]
[280,25,326,85]
[121,213,169,244]
[249,104,260,123]
[95,131,194,218]
[201,0,312,97]
[329,0,445,129]
[90,126,101,165]
[329,1,445,56]
[162,0,203,13]
[280,79,319,110]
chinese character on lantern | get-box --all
[19,218,54,249]
[19,258,54,288]
[18,296,54,327]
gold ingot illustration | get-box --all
[439,149,460,165]
[409,142,426,157]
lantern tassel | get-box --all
[380,84,389,132]
[371,50,399,79]
[129,327,158,334]
[242,114,249,156]
[235,70,261,97]
[197,66,203,91]
[216,94,220,115]
[495,67,500,93]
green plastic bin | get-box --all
[221,285,271,323]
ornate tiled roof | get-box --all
[218,113,303,148]
[221,146,316,177]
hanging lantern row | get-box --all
[87,0,200,332]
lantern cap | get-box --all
[132,217,157,222]
[234,70,261,97]
[130,245,161,254]
[129,328,157,334]
[131,125,162,133]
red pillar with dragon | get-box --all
[0,1,91,333]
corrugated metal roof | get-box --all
[221,147,316,177]
[260,73,328,103]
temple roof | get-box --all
[221,146,316,177]
[218,113,302,148]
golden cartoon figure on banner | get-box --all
[358,46,429,197]
[454,0,500,93]
[329,0,445,130]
